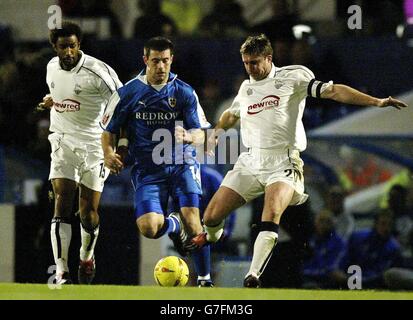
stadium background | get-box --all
[0,0,413,291]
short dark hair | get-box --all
[49,21,83,45]
[240,34,273,57]
[144,37,174,57]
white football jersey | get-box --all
[46,51,122,142]
[228,64,332,151]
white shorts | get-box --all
[48,132,109,192]
[221,148,308,205]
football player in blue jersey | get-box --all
[101,37,214,287]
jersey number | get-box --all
[99,163,106,178]
[284,165,302,182]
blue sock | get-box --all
[166,215,180,235]
[154,215,181,239]
[192,244,211,279]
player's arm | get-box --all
[320,84,408,109]
[206,109,240,156]
[117,127,129,164]
[101,131,124,174]
[215,108,240,130]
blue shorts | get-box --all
[131,163,202,219]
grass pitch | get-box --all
[0,283,412,300]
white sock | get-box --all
[204,220,225,242]
[247,231,278,278]
[80,223,99,261]
[197,274,211,281]
[50,218,72,276]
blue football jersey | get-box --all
[101,70,210,168]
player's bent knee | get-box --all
[79,209,99,227]
[136,218,160,239]
[53,198,74,218]
[80,203,98,214]
[137,224,158,239]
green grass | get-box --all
[0,283,412,300]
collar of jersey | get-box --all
[58,50,86,73]
[137,69,178,85]
[249,63,276,83]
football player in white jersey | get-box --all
[192,34,408,288]
[38,21,122,285]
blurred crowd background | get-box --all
[1,0,413,290]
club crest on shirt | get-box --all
[247,88,253,95]
[74,83,82,95]
[274,80,283,89]
[51,82,55,89]
[168,97,177,108]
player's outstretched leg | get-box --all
[193,186,245,248]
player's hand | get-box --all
[378,96,408,110]
[117,145,128,164]
[175,126,193,144]
[36,94,53,112]
[104,152,124,175]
